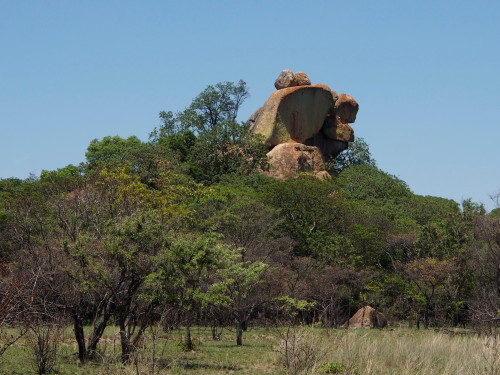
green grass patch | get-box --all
[0,326,498,375]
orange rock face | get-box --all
[250,70,360,179]
[265,143,327,180]
[343,306,388,329]
[274,70,311,89]
[335,93,359,123]
[274,69,296,90]
[322,116,355,142]
[294,72,311,86]
[250,84,334,146]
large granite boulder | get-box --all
[342,306,388,329]
[249,84,334,146]
[265,143,329,180]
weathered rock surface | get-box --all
[265,143,327,179]
[342,306,388,329]
[335,93,359,123]
[250,70,359,179]
[304,132,349,158]
[294,72,311,86]
[274,70,311,89]
[274,69,296,90]
[248,106,264,131]
[322,116,355,142]
[250,84,334,146]
[330,89,339,104]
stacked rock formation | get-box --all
[249,69,358,179]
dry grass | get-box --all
[0,325,498,374]
[318,328,499,375]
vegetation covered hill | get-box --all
[0,81,498,371]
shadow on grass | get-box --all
[173,362,241,371]
[211,342,268,348]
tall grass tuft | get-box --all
[320,329,499,375]
[274,326,327,375]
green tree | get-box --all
[191,181,288,260]
[330,137,376,172]
[104,210,168,363]
[211,260,269,345]
[414,199,480,260]
[177,80,249,133]
[40,164,82,186]
[85,135,144,168]
[264,176,344,258]
[149,233,238,350]
[468,214,500,329]
[155,81,268,183]
[405,195,459,226]
[85,136,180,186]
[336,164,412,202]
[401,258,457,328]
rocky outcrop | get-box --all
[250,70,359,179]
[322,117,354,142]
[249,84,334,146]
[265,143,329,180]
[342,306,388,329]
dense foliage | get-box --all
[0,81,498,368]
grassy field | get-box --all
[0,325,498,375]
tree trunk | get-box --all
[424,306,430,329]
[211,321,222,340]
[87,301,113,359]
[72,311,86,363]
[119,316,132,364]
[185,324,194,351]
[235,319,247,346]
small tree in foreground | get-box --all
[211,260,268,345]
[149,234,236,351]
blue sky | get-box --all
[1,1,499,210]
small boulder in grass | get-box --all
[342,306,388,329]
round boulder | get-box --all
[265,143,326,179]
[335,93,359,123]
[274,69,297,90]
[294,72,311,86]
